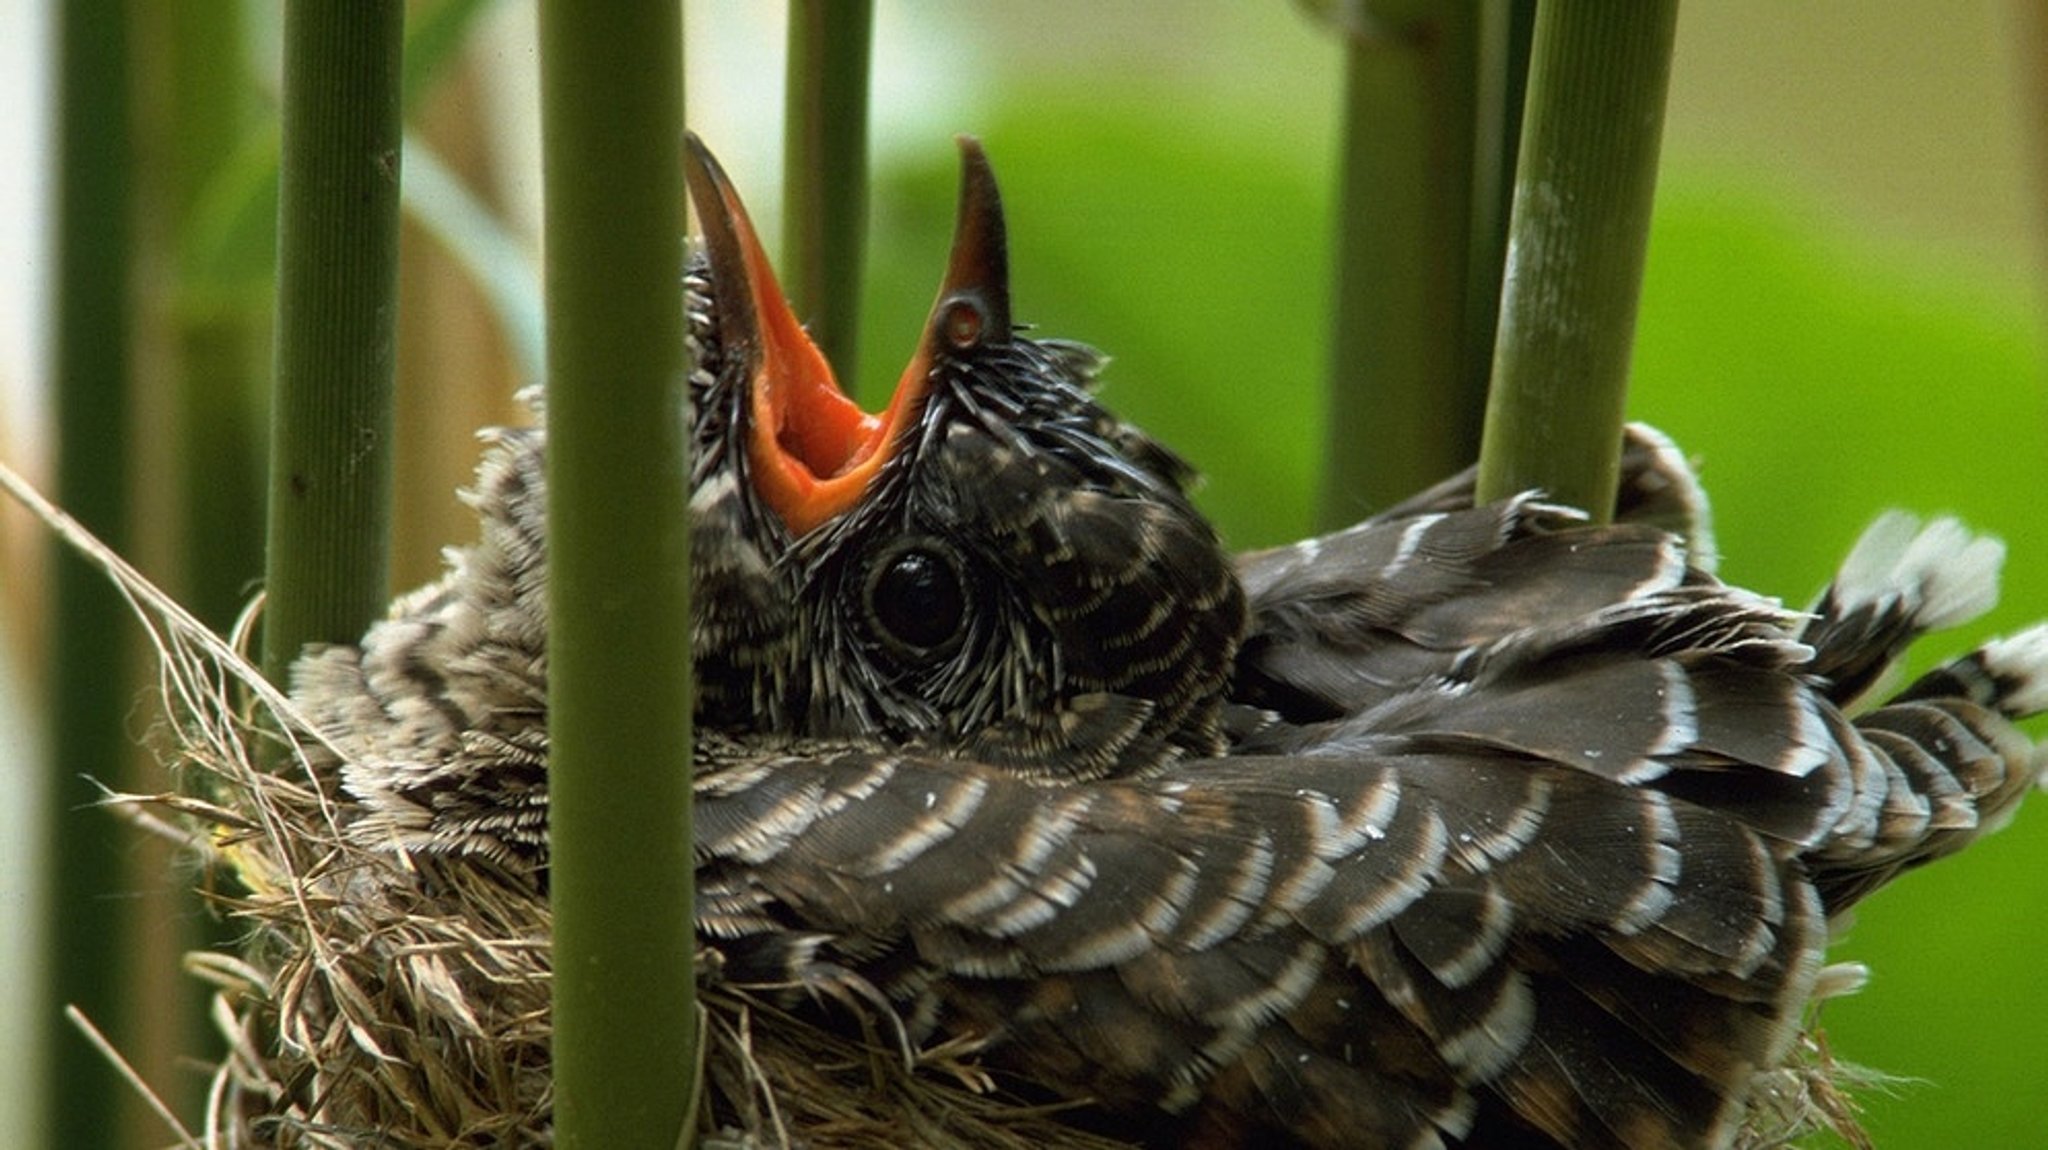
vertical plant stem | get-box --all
[261,0,404,686]
[783,0,874,391]
[1474,0,1679,517]
[1318,1,1484,528]
[537,5,695,1149]
[1460,1,1536,433]
[167,2,266,635]
[42,2,134,1145]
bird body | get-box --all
[292,139,2048,1149]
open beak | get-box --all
[683,134,1011,538]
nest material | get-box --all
[166,727,1136,1149]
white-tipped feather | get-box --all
[1810,961,1870,1002]
[1832,511,1922,606]
[1904,518,2005,629]
[1831,512,2005,630]
[1980,623,2048,718]
[1627,422,1719,572]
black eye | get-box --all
[866,546,968,653]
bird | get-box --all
[290,135,2048,1149]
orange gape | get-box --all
[684,137,931,538]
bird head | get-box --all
[683,136,1245,777]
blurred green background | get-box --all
[3,2,2044,1146]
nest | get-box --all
[142,726,1883,1150]
[8,464,1873,1149]
[159,719,1138,1149]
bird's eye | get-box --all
[865,545,969,654]
[941,297,985,350]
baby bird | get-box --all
[292,137,2048,1149]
